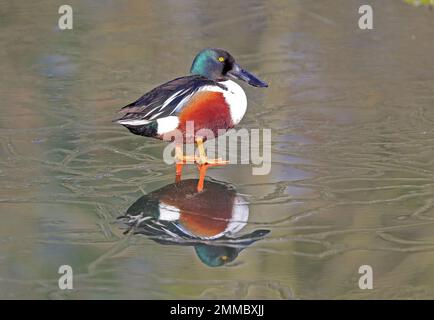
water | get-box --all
[1,0,434,299]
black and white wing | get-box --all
[114,75,223,124]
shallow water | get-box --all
[1,0,434,299]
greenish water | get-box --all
[1,0,434,299]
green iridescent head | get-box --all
[190,48,268,87]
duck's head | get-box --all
[190,48,268,88]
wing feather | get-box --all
[114,75,226,123]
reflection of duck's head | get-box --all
[194,229,270,267]
[119,179,269,267]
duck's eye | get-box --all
[218,56,225,62]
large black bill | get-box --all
[228,64,268,88]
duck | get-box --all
[114,48,268,192]
[118,179,270,267]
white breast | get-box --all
[200,80,247,125]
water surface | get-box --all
[1,0,434,299]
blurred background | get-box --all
[0,0,434,299]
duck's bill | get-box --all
[228,64,268,88]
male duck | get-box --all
[114,48,268,191]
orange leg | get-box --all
[195,137,229,192]
[175,145,196,182]
[175,145,183,182]
[175,145,188,182]
[174,139,229,191]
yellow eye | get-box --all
[218,56,225,62]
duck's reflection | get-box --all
[119,179,269,267]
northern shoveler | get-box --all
[119,179,270,267]
[114,48,268,192]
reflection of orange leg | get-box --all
[175,163,183,182]
[195,137,229,192]
[197,164,208,192]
